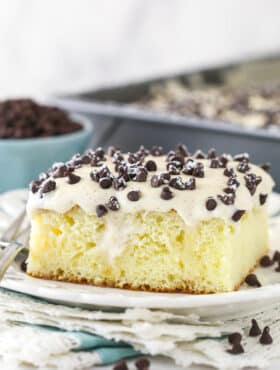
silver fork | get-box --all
[0,209,30,281]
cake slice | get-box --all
[26,146,274,293]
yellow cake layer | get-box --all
[27,206,268,293]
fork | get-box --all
[0,209,30,281]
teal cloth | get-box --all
[0,288,141,365]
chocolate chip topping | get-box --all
[53,164,69,178]
[145,160,157,171]
[273,250,280,262]
[223,167,235,177]
[113,176,127,190]
[260,326,273,345]
[218,193,235,205]
[234,153,250,162]
[99,177,113,189]
[107,196,120,211]
[260,162,271,172]
[249,319,261,337]
[232,210,245,222]
[113,359,128,370]
[194,149,206,159]
[244,173,262,196]
[127,190,141,201]
[135,357,150,370]
[227,177,240,188]
[237,161,250,173]
[151,174,163,188]
[245,273,261,287]
[259,193,268,205]
[275,260,280,272]
[228,332,242,345]
[206,197,217,211]
[260,255,272,267]
[30,180,41,194]
[207,148,217,159]
[67,173,81,185]
[227,343,244,355]
[150,145,163,156]
[41,180,56,194]
[96,204,108,217]
[160,186,174,200]
[209,158,220,168]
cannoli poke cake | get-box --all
[26,145,274,293]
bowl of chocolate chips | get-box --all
[0,99,93,191]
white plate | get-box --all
[1,190,280,319]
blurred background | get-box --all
[0,0,280,98]
[1,0,280,191]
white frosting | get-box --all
[27,154,275,228]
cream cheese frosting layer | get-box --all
[26,147,274,227]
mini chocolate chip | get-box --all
[90,170,99,182]
[219,154,231,167]
[134,168,148,182]
[53,164,69,178]
[127,152,140,164]
[260,255,272,267]
[169,176,186,190]
[193,162,205,178]
[206,197,217,211]
[29,180,41,193]
[194,149,206,159]
[150,145,163,156]
[175,144,189,157]
[113,359,128,370]
[135,357,150,370]
[260,327,273,345]
[41,180,56,194]
[67,173,81,184]
[224,168,235,177]
[245,273,261,287]
[227,177,240,188]
[127,190,141,201]
[275,260,280,272]
[21,260,27,272]
[237,161,250,173]
[249,319,261,337]
[107,196,120,211]
[160,172,171,183]
[228,332,242,345]
[96,204,108,217]
[273,250,280,262]
[207,148,217,159]
[185,177,196,190]
[260,162,271,172]
[259,193,268,205]
[223,187,236,194]
[167,162,181,175]
[160,186,174,200]
[151,175,163,188]
[99,176,112,189]
[209,158,220,168]
[218,193,235,205]
[81,154,91,164]
[234,153,250,162]
[145,160,157,171]
[227,343,244,355]
[107,145,119,157]
[113,176,127,190]
[244,173,262,195]
[232,210,245,222]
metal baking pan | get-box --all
[51,56,280,190]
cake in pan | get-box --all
[26,145,274,293]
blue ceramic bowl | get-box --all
[0,114,93,192]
